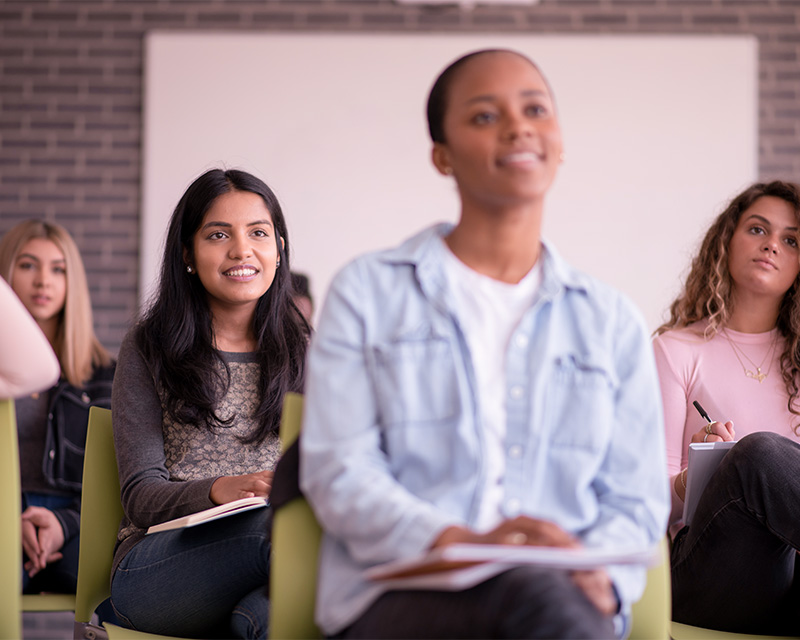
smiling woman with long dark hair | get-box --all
[109,168,309,639]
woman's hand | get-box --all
[691,420,735,444]
[210,469,274,505]
[21,506,65,578]
[431,516,616,616]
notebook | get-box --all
[682,441,737,526]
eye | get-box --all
[471,111,497,126]
[524,103,549,118]
[784,236,798,249]
[16,261,34,270]
[53,265,66,275]
[251,229,270,238]
[207,231,228,240]
[748,225,766,236]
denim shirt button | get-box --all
[514,334,529,349]
[508,444,523,459]
[506,498,521,515]
[509,386,524,400]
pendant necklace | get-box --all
[722,329,777,384]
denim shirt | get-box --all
[300,224,669,636]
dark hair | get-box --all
[426,48,548,144]
[291,272,312,304]
[135,168,310,444]
[656,180,800,428]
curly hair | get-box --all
[656,181,800,427]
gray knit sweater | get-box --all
[110,332,280,576]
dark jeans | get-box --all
[111,507,271,639]
[337,565,616,639]
[671,432,800,635]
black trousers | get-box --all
[671,431,800,635]
[337,565,616,639]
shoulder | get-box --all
[653,322,709,352]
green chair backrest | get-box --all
[629,538,671,639]
[0,398,23,639]
[269,392,323,640]
[75,406,124,624]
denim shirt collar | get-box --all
[378,222,588,312]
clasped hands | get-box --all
[432,515,617,616]
[21,506,65,578]
[209,469,273,505]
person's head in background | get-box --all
[0,220,110,387]
[290,272,313,323]
[658,181,800,337]
[426,49,563,215]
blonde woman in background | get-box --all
[0,220,115,612]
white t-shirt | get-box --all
[441,240,542,531]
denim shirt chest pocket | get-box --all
[372,333,461,428]
[542,353,616,452]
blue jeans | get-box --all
[111,507,271,639]
[671,432,800,635]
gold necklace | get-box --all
[722,329,777,384]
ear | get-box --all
[279,236,285,252]
[182,246,191,269]
[431,143,453,177]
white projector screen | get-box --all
[142,33,757,330]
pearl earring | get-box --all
[186,265,193,274]
[444,167,453,176]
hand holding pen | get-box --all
[691,400,735,443]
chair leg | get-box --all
[74,620,108,640]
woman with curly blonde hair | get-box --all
[653,180,800,634]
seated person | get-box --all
[300,49,669,639]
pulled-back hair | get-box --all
[426,48,549,144]
[656,181,800,425]
[135,168,310,445]
[0,219,111,387]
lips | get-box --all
[223,265,258,277]
[497,150,543,168]
[754,258,777,270]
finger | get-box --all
[21,521,40,560]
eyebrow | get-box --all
[465,89,549,105]
[16,252,66,264]
[200,219,273,232]
[745,214,799,232]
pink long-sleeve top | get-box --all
[652,320,799,537]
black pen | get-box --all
[692,400,713,424]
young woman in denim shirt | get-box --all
[0,220,115,601]
[300,49,670,639]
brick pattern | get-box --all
[1,0,799,354]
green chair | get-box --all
[0,398,24,639]
[630,538,672,640]
[269,392,324,640]
[76,406,180,640]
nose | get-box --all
[502,112,534,141]
[33,267,49,288]
[762,235,779,254]
[228,234,253,260]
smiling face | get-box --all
[432,51,563,210]
[188,189,282,320]
[11,237,67,332]
[728,195,800,303]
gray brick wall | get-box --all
[2,0,799,354]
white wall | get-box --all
[143,33,757,330]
